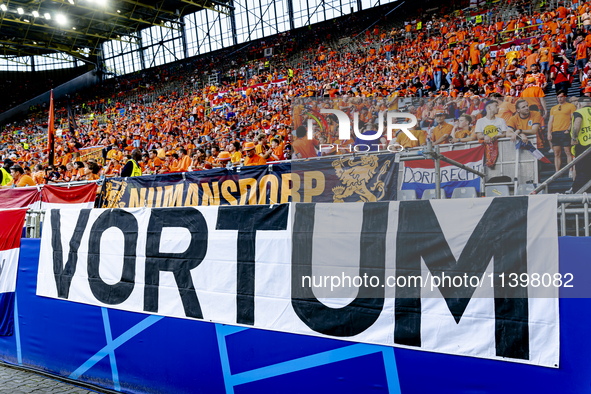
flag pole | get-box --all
[67,94,77,136]
[47,90,55,166]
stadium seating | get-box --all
[485,184,511,197]
[398,190,418,201]
[516,184,536,195]
[422,189,448,199]
[451,187,478,199]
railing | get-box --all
[558,194,591,237]
[22,193,591,238]
[10,179,101,190]
[533,146,591,195]
[398,138,539,193]
[25,210,45,239]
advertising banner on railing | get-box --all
[97,154,398,208]
[0,184,97,210]
[0,208,27,335]
[0,188,41,209]
[401,146,485,199]
[37,196,559,367]
[41,184,97,209]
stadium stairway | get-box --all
[537,48,591,235]
[538,49,580,194]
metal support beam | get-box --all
[209,0,236,10]
[49,0,182,30]
[179,0,231,15]
[287,0,295,31]
[229,0,238,46]
[422,142,486,178]
[41,1,146,33]
[438,155,485,178]
[119,0,181,16]
[181,17,189,59]
[57,49,96,68]
[0,46,40,59]
[0,14,139,44]
[0,40,99,61]
[434,144,441,199]
[137,36,146,70]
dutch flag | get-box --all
[0,209,27,336]
[41,183,97,210]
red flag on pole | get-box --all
[47,90,55,166]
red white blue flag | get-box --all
[41,183,97,209]
[402,145,485,199]
[0,208,27,335]
[0,188,41,210]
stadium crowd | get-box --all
[2,0,591,191]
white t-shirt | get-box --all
[474,116,508,138]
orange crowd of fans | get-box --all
[2,0,591,187]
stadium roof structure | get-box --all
[0,0,233,64]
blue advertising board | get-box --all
[0,238,589,393]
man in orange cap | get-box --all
[243,141,267,166]
[213,151,232,168]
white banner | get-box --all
[0,249,19,294]
[37,197,559,367]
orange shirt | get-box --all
[149,157,163,171]
[550,103,577,131]
[10,175,36,187]
[498,99,516,123]
[244,153,267,166]
[507,111,544,131]
[106,164,121,176]
[432,122,453,143]
[577,42,588,60]
[272,146,284,161]
[526,53,539,70]
[173,155,191,172]
[396,129,426,148]
[61,153,72,166]
[539,47,550,63]
[521,95,545,118]
[452,127,474,139]
[292,138,318,159]
[470,49,480,65]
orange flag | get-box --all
[47,90,55,165]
